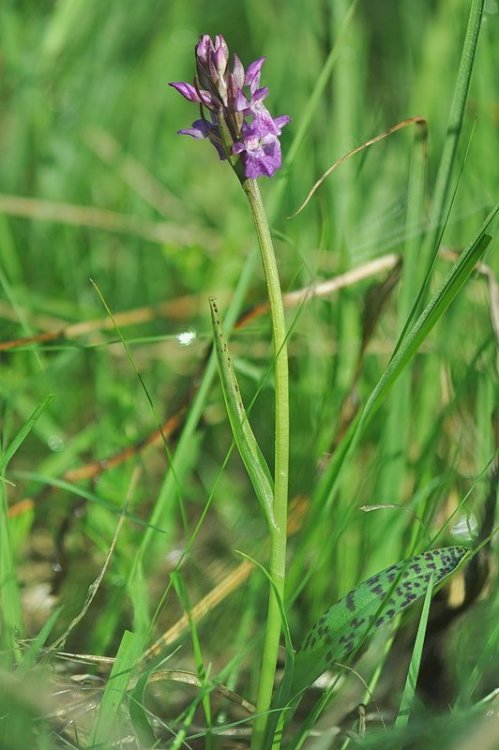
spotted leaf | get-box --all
[292,546,467,694]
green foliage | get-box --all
[0,0,497,747]
[292,547,467,695]
[210,296,274,527]
[88,629,144,748]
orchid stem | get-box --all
[242,178,289,749]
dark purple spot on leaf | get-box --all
[346,592,356,612]
[351,617,366,629]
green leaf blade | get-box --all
[88,629,144,748]
[209,297,275,526]
[292,546,467,695]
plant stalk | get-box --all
[242,178,289,749]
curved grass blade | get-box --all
[407,0,486,327]
[395,573,434,730]
[317,207,497,517]
[209,297,275,527]
[1,393,54,659]
[88,629,144,748]
[291,546,467,695]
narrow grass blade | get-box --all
[88,629,144,748]
[14,471,165,532]
[377,120,428,516]
[420,0,485,270]
[356,221,495,427]
[291,546,466,695]
[18,606,63,674]
[171,570,213,749]
[235,551,293,750]
[209,297,275,527]
[318,207,497,515]
[0,393,54,474]
[395,573,434,730]
[0,394,54,659]
[402,0,486,336]
[0,482,24,660]
[284,0,359,169]
[128,672,156,748]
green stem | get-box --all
[242,178,289,749]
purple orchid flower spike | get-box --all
[169,34,290,179]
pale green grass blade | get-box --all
[0,483,24,661]
[376,120,428,560]
[171,570,213,749]
[0,394,54,659]
[128,671,156,748]
[0,262,44,370]
[406,0,486,326]
[395,574,434,730]
[291,547,466,695]
[14,471,165,532]
[356,217,495,430]
[328,0,365,250]
[88,629,144,748]
[284,0,359,169]
[170,699,198,750]
[0,393,54,474]
[18,606,63,674]
[209,297,275,527]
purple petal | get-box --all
[169,81,214,108]
[178,118,227,161]
[196,35,212,65]
[251,105,281,135]
[245,57,266,92]
[273,115,291,131]
[243,136,282,178]
[233,124,284,178]
[233,88,250,112]
[169,81,201,102]
[232,141,245,155]
[251,86,268,104]
[178,119,212,139]
[248,106,290,137]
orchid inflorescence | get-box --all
[170,34,290,179]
